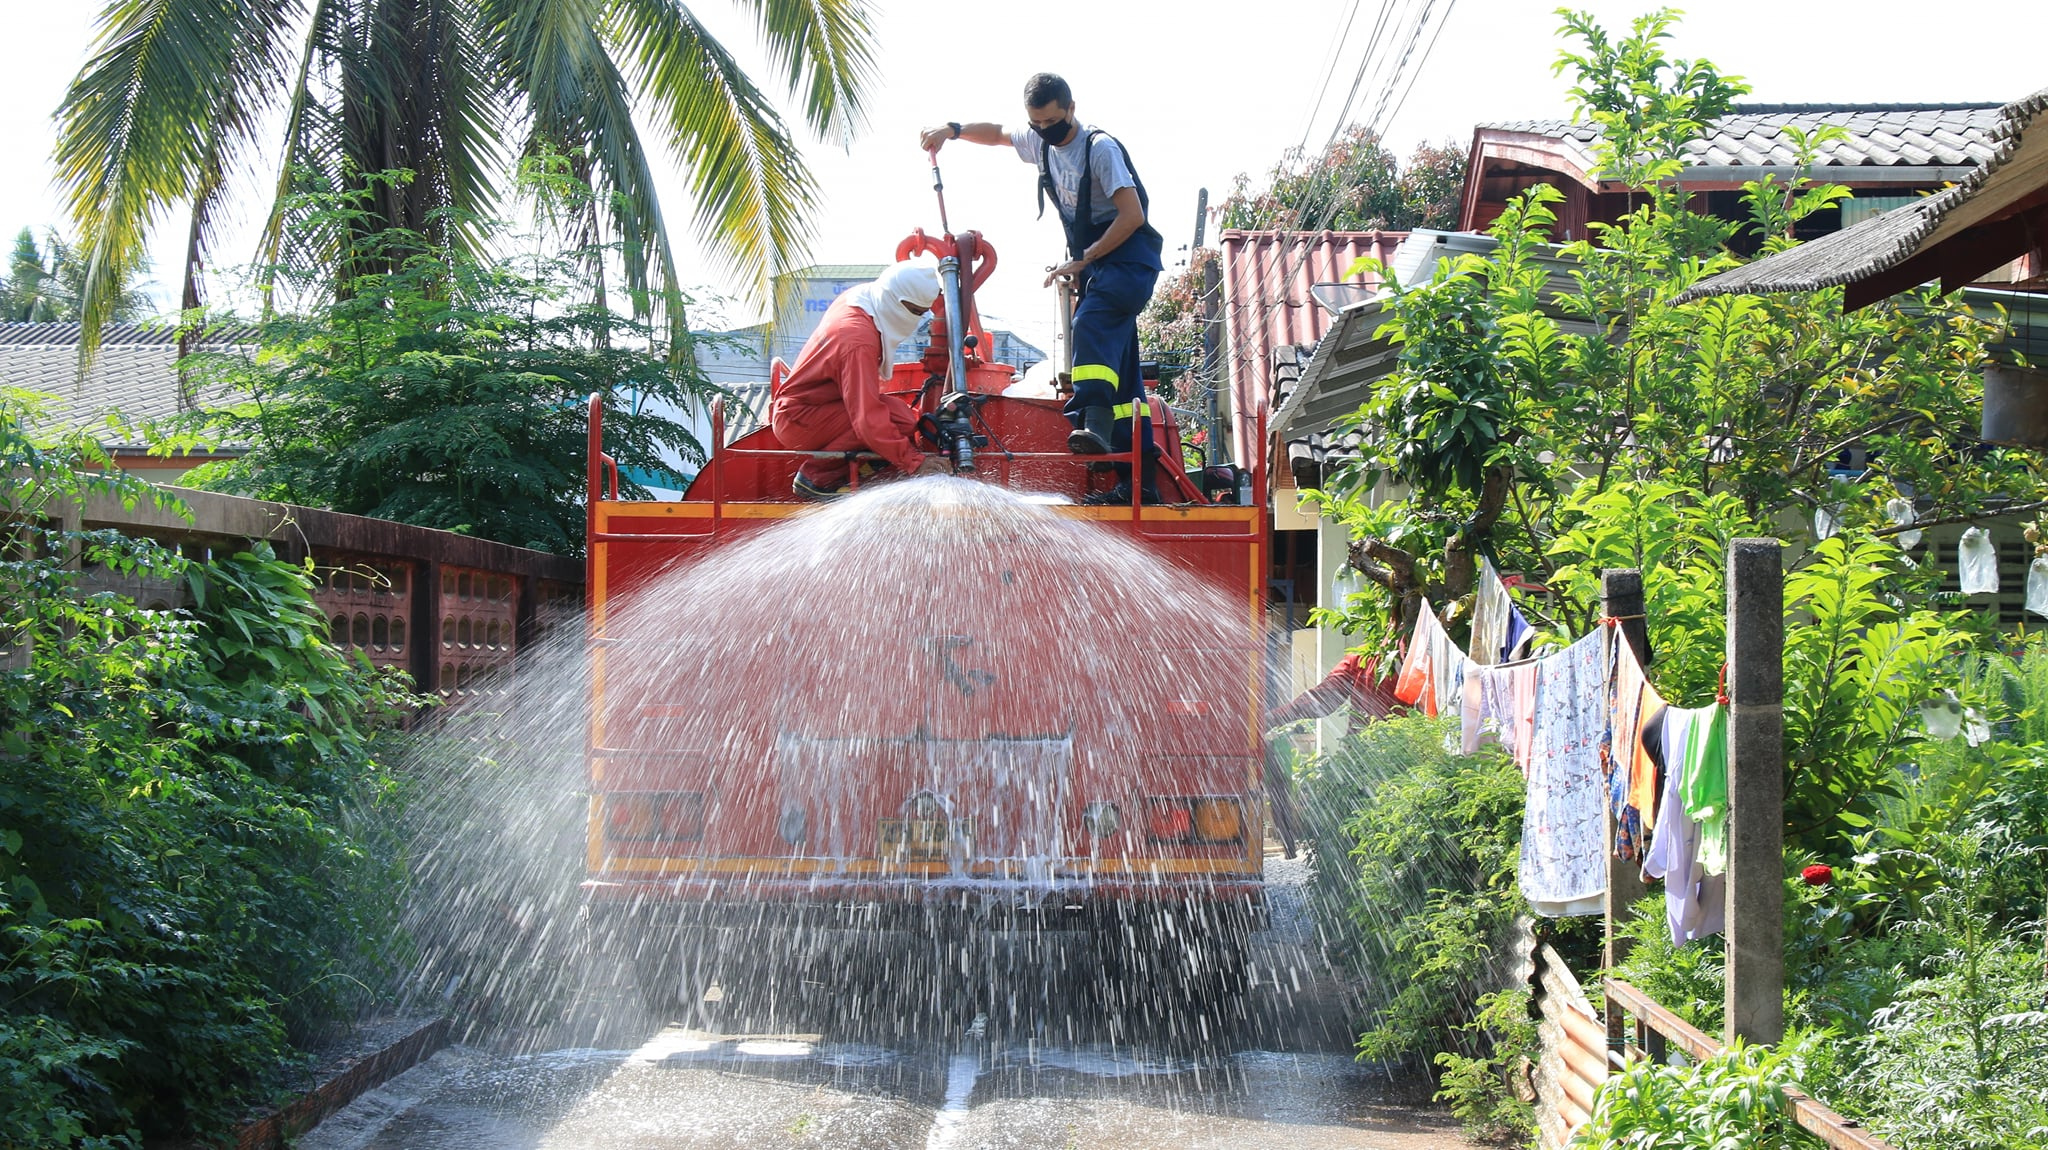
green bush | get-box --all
[1432,987,1539,1142]
[1,398,419,1144]
[1572,1040,1824,1149]
[1296,714,1594,1142]
[1298,715,1532,1062]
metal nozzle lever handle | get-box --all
[935,254,975,472]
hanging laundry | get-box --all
[1640,705,1725,946]
[1608,636,1667,835]
[1502,604,1534,662]
[1430,616,1465,720]
[1392,607,1440,716]
[1469,559,1513,666]
[1475,659,1538,768]
[1604,634,1655,862]
[1460,662,1485,754]
[1958,527,1999,595]
[1680,703,1730,876]
[1394,605,1467,719]
[1518,631,1609,917]
[1633,698,1668,835]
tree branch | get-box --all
[1873,500,2048,538]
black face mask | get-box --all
[1032,118,1072,146]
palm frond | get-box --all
[56,0,300,363]
[487,0,687,345]
[731,0,876,146]
[609,0,818,299]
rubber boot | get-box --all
[1067,405,1113,455]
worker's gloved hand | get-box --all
[914,456,951,478]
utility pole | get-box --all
[1196,188,1225,467]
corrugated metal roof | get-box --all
[1479,103,2007,178]
[1677,87,2048,304]
[1219,230,1403,470]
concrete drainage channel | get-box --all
[228,1017,451,1150]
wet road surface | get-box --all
[303,855,1474,1149]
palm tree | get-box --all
[54,0,876,356]
[1,227,153,324]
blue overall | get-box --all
[1041,131,1164,467]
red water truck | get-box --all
[580,230,1271,1007]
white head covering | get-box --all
[843,261,942,373]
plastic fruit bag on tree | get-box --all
[2030,558,2048,618]
[1958,527,1998,594]
[1886,497,1921,550]
[1921,691,1964,740]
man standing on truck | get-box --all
[771,261,952,499]
[920,73,1166,504]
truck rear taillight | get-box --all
[603,792,705,843]
[1143,797,1244,845]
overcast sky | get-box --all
[2,0,2043,350]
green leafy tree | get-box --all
[1139,246,1217,368]
[55,0,878,356]
[172,174,718,555]
[1315,9,2032,840]
[1218,127,1467,233]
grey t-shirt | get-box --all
[1010,122,1135,227]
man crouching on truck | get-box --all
[771,262,952,499]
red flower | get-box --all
[1801,864,1834,887]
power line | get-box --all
[1324,0,1402,150]
[1297,0,1365,154]
[1376,0,1459,143]
[1358,0,1434,143]
[1363,0,1448,142]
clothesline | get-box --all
[1386,559,1729,945]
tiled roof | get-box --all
[0,323,250,444]
[1678,88,2048,304]
[1480,103,2006,175]
[1218,230,1403,471]
[0,322,252,347]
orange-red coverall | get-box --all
[769,297,925,488]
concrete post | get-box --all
[1602,569,1654,1056]
[1725,538,1785,1045]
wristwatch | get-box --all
[948,121,962,139]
